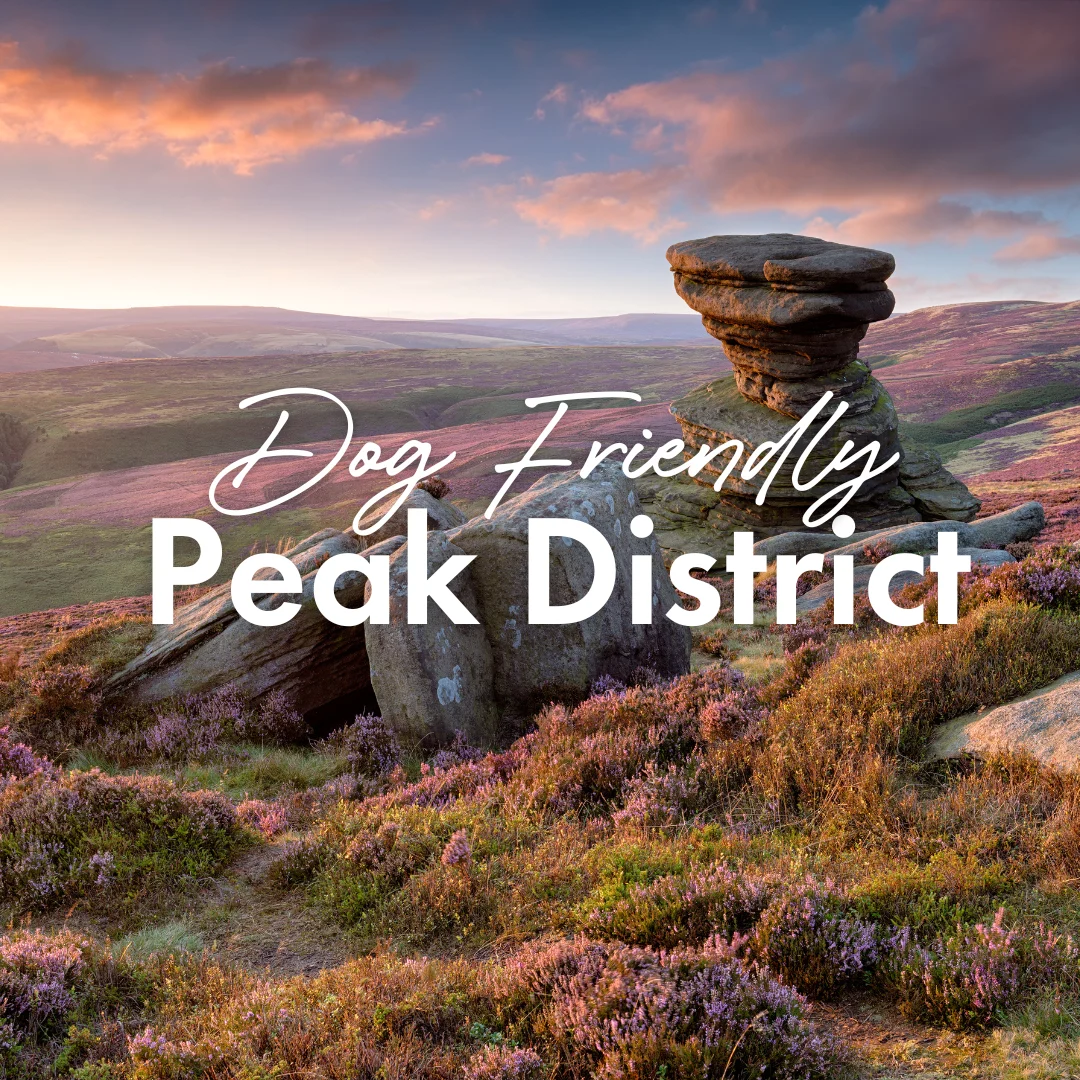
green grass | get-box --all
[182,746,350,800]
[0,506,330,616]
[114,920,205,960]
[0,345,722,487]
[901,381,1080,460]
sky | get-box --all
[0,0,1078,318]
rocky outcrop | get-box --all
[930,671,1080,771]
[665,233,980,534]
[451,464,691,718]
[898,446,981,522]
[753,500,1044,562]
[365,530,498,747]
[110,472,691,742]
[353,488,466,549]
[107,530,401,726]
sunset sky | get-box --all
[1,0,1078,317]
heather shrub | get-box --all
[266,836,328,887]
[417,474,451,500]
[463,1044,545,1079]
[889,909,1076,1031]
[323,713,402,777]
[963,543,1080,612]
[503,937,838,1079]
[505,665,758,816]
[0,766,237,915]
[0,648,20,683]
[758,601,1080,814]
[430,728,484,772]
[243,688,310,743]
[580,861,772,948]
[0,929,148,1059]
[137,686,309,762]
[116,950,503,1080]
[751,876,879,997]
[236,797,291,838]
[0,725,54,781]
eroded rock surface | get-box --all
[666,232,980,534]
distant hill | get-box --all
[0,305,710,369]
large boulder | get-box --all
[108,530,400,726]
[364,530,498,746]
[451,464,691,717]
[930,671,1080,771]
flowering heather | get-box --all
[441,828,472,867]
[507,937,837,1079]
[753,876,879,997]
[891,908,1077,1030]
[27,664,95,711]
[0,726,53,782]
[246,688,310,743]
[267,836,327,887]
[139,685,309,761]
[463,1044,544,1079]
[430,728,485,772]
[0,767,236,914]
[612,762,701,828]
[0,930,86,1037]
[237,797,291,838]
[327,713,402,777]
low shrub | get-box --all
[757,601,1080,815]
[579,861,772,948]
[889,908,1076,1031]
[502,937,839,1079]
[751,876,879,998]
[0,763,237,915]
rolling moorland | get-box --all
[1,299,1079,616]
[2,299,1080,1078]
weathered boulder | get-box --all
[666,232,979,533]
[930,671,1080,771]
[365,530,498,747]
[108,530,399,724]
[796,563,926,615]
[958,547,1016,569]
[898,446,980,522]
[824,501,1044,564]
[451,464,691,717]
[353,488,466,549]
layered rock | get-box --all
[666,233,979,533]
[106,529,396,729]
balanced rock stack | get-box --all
[666,233,979,533]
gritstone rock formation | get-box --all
[665,233,979,534]
[110,470,691,744]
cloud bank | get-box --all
[516,0,1080,255]
[0,42,417,174]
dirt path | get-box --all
[189,838,357,977]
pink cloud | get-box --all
[514,167,685,243]
[534,82,572,120]
[0,43,418,174]
[523,0,1080,246]
[463,152,509,167]
[995,232,1080,262]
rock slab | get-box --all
[930,671,1080,771]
